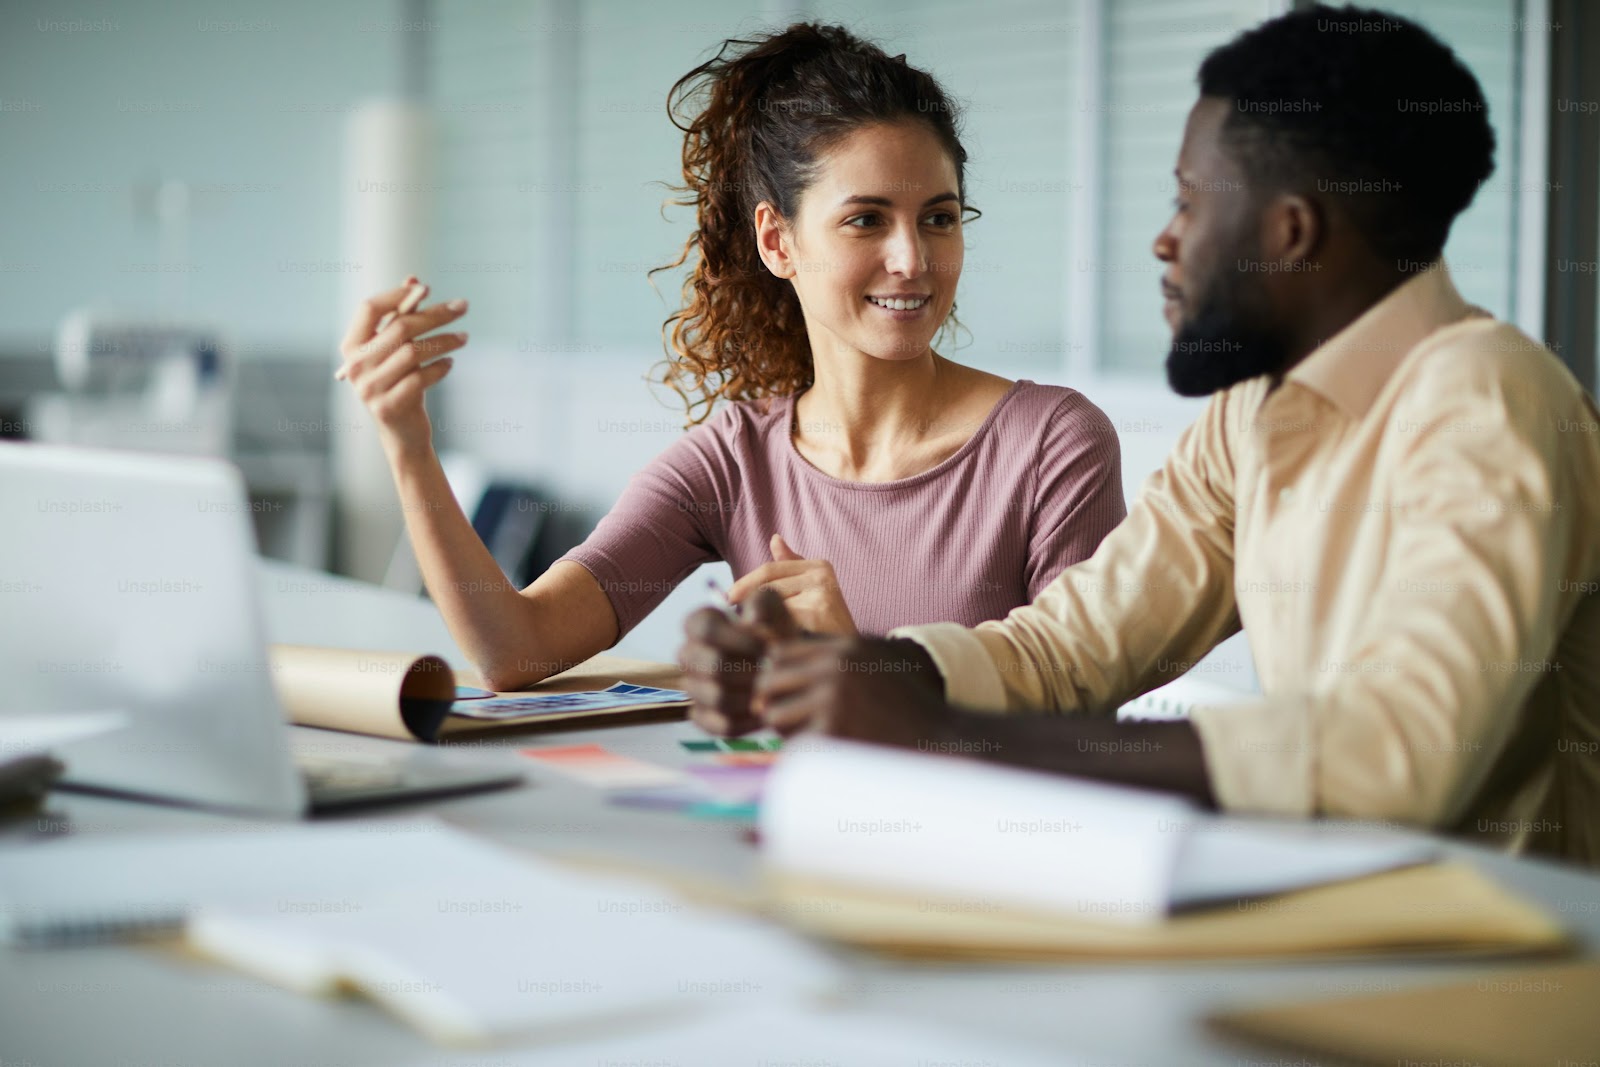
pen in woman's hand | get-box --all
[706,577,740,619]
[334,279,428,382]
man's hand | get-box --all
[680,590,1214,805]
[757,631,951,747]
[726,534,858,636]
[678,587,800,736]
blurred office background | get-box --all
[1,0,1595,671]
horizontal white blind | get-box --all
[430,0,548,346]
[1381,0,1521,318]
[1099,0,1282,376]
[432,1,768,351]
[812,0,1085,372]
[572,0,767,349]
[428,0,1528,378]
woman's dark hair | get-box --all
[654,23,970,426]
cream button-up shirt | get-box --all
[897,265,1600,866]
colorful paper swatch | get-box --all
[608,788,761,821]
[452,682,688,720]
[712,751,779,767]
[684,764,771,805]
[679,737,782,753]
[519,743,687,790]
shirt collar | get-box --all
[1282,261,1481,419]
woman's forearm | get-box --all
[384,443,557,690]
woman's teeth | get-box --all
[868,296,928,311]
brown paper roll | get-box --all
[268,644,455,741]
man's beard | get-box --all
[1165,270,1291,397]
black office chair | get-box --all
[471,483,597,590]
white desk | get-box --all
[2,560,1598,1066]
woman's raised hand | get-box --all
[337,276,470,457]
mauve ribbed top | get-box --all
[559,380,1126,638]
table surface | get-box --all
[3,559,1599,1067]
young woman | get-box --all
[335,23,1125,691]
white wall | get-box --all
[0,0,405,354]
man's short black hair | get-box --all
[1198,4,1495,269]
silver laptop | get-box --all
[0,441,522,816]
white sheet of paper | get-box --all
[762,740,1189,924]
[762,740,1435,923]
[1169,817,1436,907]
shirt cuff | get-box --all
[1187,697,1315,817]
[888,622,1009,711]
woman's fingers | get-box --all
[362,331,468,396]
[368,358,453,421]
[728,563,851,633]
[403,356,456,396]
[341,295,467,384]
[726,561,811,603]
[340,280,420,354]
[371,298,468,355]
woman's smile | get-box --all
[866,292,932,318]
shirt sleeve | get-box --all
[1189,351,1600,827]
[1023,392,1128,598]
[557,418,731,640]
[893,386,1249,715]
